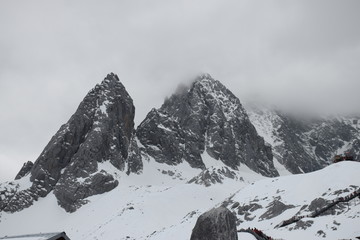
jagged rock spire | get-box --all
[1,73,142,212]
[137,74,278,177]
[15,161,33,180]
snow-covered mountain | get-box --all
[246,103,360,174]
[137,73,278,178]
[1,73,142,213]
[1,161,359,240]
[224,161,360,239]
[1,73,359,240]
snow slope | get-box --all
[225,161,360,240]
[0,157,260,240]
[246,103,360,174]
[1,161,359,240]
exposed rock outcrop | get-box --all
[188,166,240,187]
[247,105,360,174]
[190,206,238,240]
[137,74,278,177]
[15,161,33,180]
[1,73,142,212]
[259,199,295,220]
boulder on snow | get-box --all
[190,206,238,240]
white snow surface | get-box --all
[246,106,282,147]
[272,157,292,176]
[201,150,227,169]
[237,232,257,240]
[228,161,360,240]
[98,99,110,117]
[0,161,359,240]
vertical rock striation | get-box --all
[137,74,278,177]
[14,161,34,180]
[190,206,238,240]
[247,104,360,174]
[1,73,142,212]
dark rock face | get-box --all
[273,113,324,174]
[259,199,295,220]
[190,206,238,240]
[0,185,40,212]
[188,167,240,187]
[15,161,34,180]
[349,139,360,162]
[308,118,359,164]
[277,116,359,173]
[291,220,314,230]
[137,74,278,177]
[55,170,119,212]
[237,202,263,221]
[247,105,360,174]
[306,197,348,216]
[1,73,142,212]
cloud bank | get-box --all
[0,0,359,181]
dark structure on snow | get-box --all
[0,232,71,240]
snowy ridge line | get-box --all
[276,188,360,228]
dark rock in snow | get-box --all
[126,134,143,175]
[272,113,324,173]
[55,170,119,212]
[188,166,239,186]
[292,220,314,230]
[15,161,34,180]
[236,202,263,222]
[316,230,326,238]
[137,74,278,177]
[237,202,263,215]
[307,197,347,216]
[190,206,238,240]
[259,199,295,220]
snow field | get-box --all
[0,162,359,240]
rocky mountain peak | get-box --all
[246,104,360,174]
[105,72,120,81]
[1,73,142,213]
[190,73,223,92]
[137,74,278,177]
[162,74,247,123]
[197,72,213,80]
[192,73,220,89]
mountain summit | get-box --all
[1,73,142,212]
[137,73,278,177]
[1,73,359,240]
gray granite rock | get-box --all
[15,161,34,180]
[259,199,295,220]
[137,74,278,177]
[188,167,239,187]
[1,73,141,212]
[190,206,238,240]
[247,105,360,174]
[55,170,119,212]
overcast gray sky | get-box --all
[1,0,359,182]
